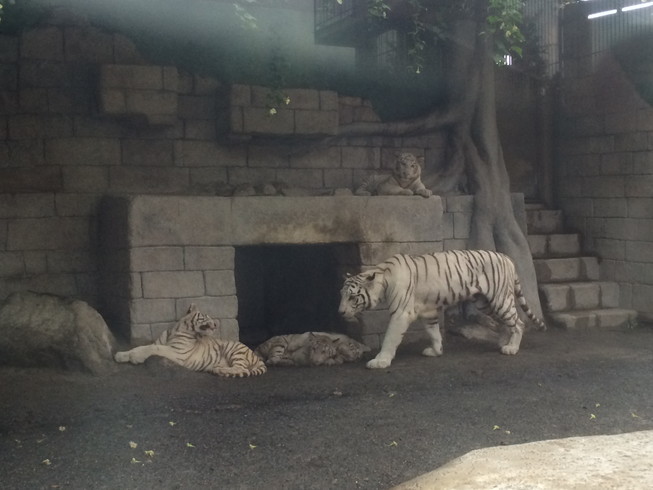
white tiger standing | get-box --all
[338,250,546,369]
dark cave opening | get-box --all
[235,243,359,347]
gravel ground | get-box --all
[1,326,652,490]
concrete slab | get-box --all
[112,195,445,246]
[394,430,653,490]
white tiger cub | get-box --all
[255,332,370,367]
[114,304,266,377]
[338,250,546,369]
[355,152,432,198]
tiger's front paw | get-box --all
[114,351,129,363]
[366,357,391,369]
[500,345,519,355]
[422,346,442,357]
[114,349,147,364]
[416,189,433,198]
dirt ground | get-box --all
[1,326,652,490]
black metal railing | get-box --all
[524,0,562,76]
[314,0,371,46]
[315,0,357,29]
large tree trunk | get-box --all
[450,19,544,319]
[336,16,544,320]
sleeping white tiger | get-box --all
[355,152,432,198]
[255,332,370,367]
[114,304,266,377]
[338,250,546,369]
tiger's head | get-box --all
[393,152,424,187]
[308,334,338,365]
[338,270,385,320]
[336,338,371,362]
[179,304,220,336]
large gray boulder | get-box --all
[0,291,118,375]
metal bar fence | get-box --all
[314,1,651,77]
[582,0,653,69]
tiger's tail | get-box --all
[249,363,267,377]
[514,278,547,330]
[236,350,268,377]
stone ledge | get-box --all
[107,195,444,246]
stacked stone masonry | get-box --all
[0,11,502,346]
[2,9,650,343]
[0,17,448,326]
[99,194,526,347]
[558,6,653,321]
[99,65,179,126]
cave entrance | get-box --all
[235,244,359,347]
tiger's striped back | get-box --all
[180,336,267,377]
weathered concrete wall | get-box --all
[558,6,653,321]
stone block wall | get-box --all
[226,85,342,137]
[558,7,653,320]
[0,12,536,345]
[99,64,179,125]
[100,195,446,345]
[98,193,526,348]
[0,15,448,314]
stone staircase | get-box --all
[526,205,637,329]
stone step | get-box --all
[534,257,600,283]
[526,209,564,234]
[539,281,619,312]
[528,233,581,258]
[548,309,638,330]
[524,202,546,210]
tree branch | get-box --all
[336,104,464,138]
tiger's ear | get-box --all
[187,303,198,314]
[363,271,380,282]
[417,155,425,167]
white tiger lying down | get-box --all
[338,250,546,369]
[255,332,370,367]
[114,304,266,377]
